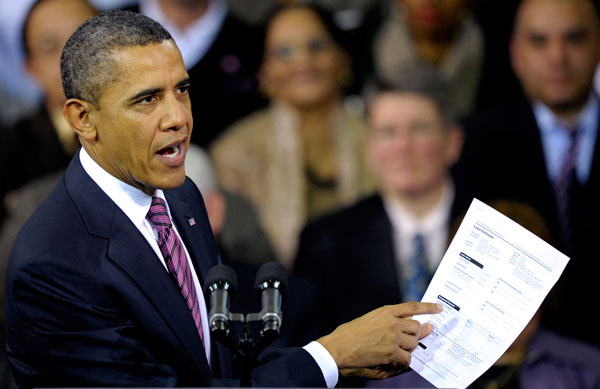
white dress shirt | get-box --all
[384,181,455,296]
[79,148,338,386]
[533,94,599,184]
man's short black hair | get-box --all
[60,10,173,107]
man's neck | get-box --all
[157,0,209,30]
[543,91,593,125]
[384,181,446,220]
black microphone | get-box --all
[204,264,238,340]
[254,262,288,338]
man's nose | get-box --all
[547,40,568,66]
[160,93,188,131]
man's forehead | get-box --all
[516,0,597,34]
[98,40,187,100]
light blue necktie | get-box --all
[402,233,432,302]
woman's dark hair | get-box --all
[258,2,351,60]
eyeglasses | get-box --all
[266,36,335,62]
[371,122,443,140]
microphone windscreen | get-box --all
[254,261,288,295]
[204,264,238,298]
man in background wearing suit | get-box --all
[454,0,600,348]
[4,10,442,388]
[293,82,466,348]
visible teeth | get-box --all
[163,143,181,159]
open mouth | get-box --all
[157,142,184,159]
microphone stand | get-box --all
[212,312,281,387]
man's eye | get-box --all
[177,85,191,94]
[528,34,547,47]
[138,95,157,104]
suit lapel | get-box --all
[360,196,401,302]
[166,195,216,285]
[584,103,600,191]
[106,211,211,376]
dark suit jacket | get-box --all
[291,192,469,345]
[4,154,325,388]
[454,94,600,347]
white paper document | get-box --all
[411,198,569,389]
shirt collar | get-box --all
[79,147,166,229]
[139,0,227,69]
[384,179,455,237]
[533,93,599,134]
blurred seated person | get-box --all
[185,144,277,267]
[126,0,267,147]
[1,0,96,215]
[210,3,375,268]
[292,79,468,347]
[372,0,483,120]
[0,0,96,386]
[455,0,600,348]
[368,200,600,389]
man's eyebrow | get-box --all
[128,87,162,103]
[127,78,191,103]
[175,77,191,88]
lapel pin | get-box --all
[187,217,196,227]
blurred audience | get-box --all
[0,1,96,386]
[185,144,277,267]
[0,0,42,128]
[455,0,600,348]
[0,0,135,128]
[371,0,483,120]
[292,80,468,348]
[369,200,600,389]
[471,0,522,109]
[0,0,96,238]
[210,3,375,268]
[125,0,267,147]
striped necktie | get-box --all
[147,197,204,343]
[553,128,580,251]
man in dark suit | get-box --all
[4,10,443,388]
[293,83,467,347]
[454,0,600,347]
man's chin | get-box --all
[544,91,591,115]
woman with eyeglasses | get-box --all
[210,4,374,268]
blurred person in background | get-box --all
[371,0,483,120]
[210,3,375,268]
[185,144,277,268]
[0,2,97,387]
[291,80,467,354]
[455,0,600,348]
[0,0,96,217]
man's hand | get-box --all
[317,302,443,379]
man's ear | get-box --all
[63,98,97,141]
[445,124,464,165]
